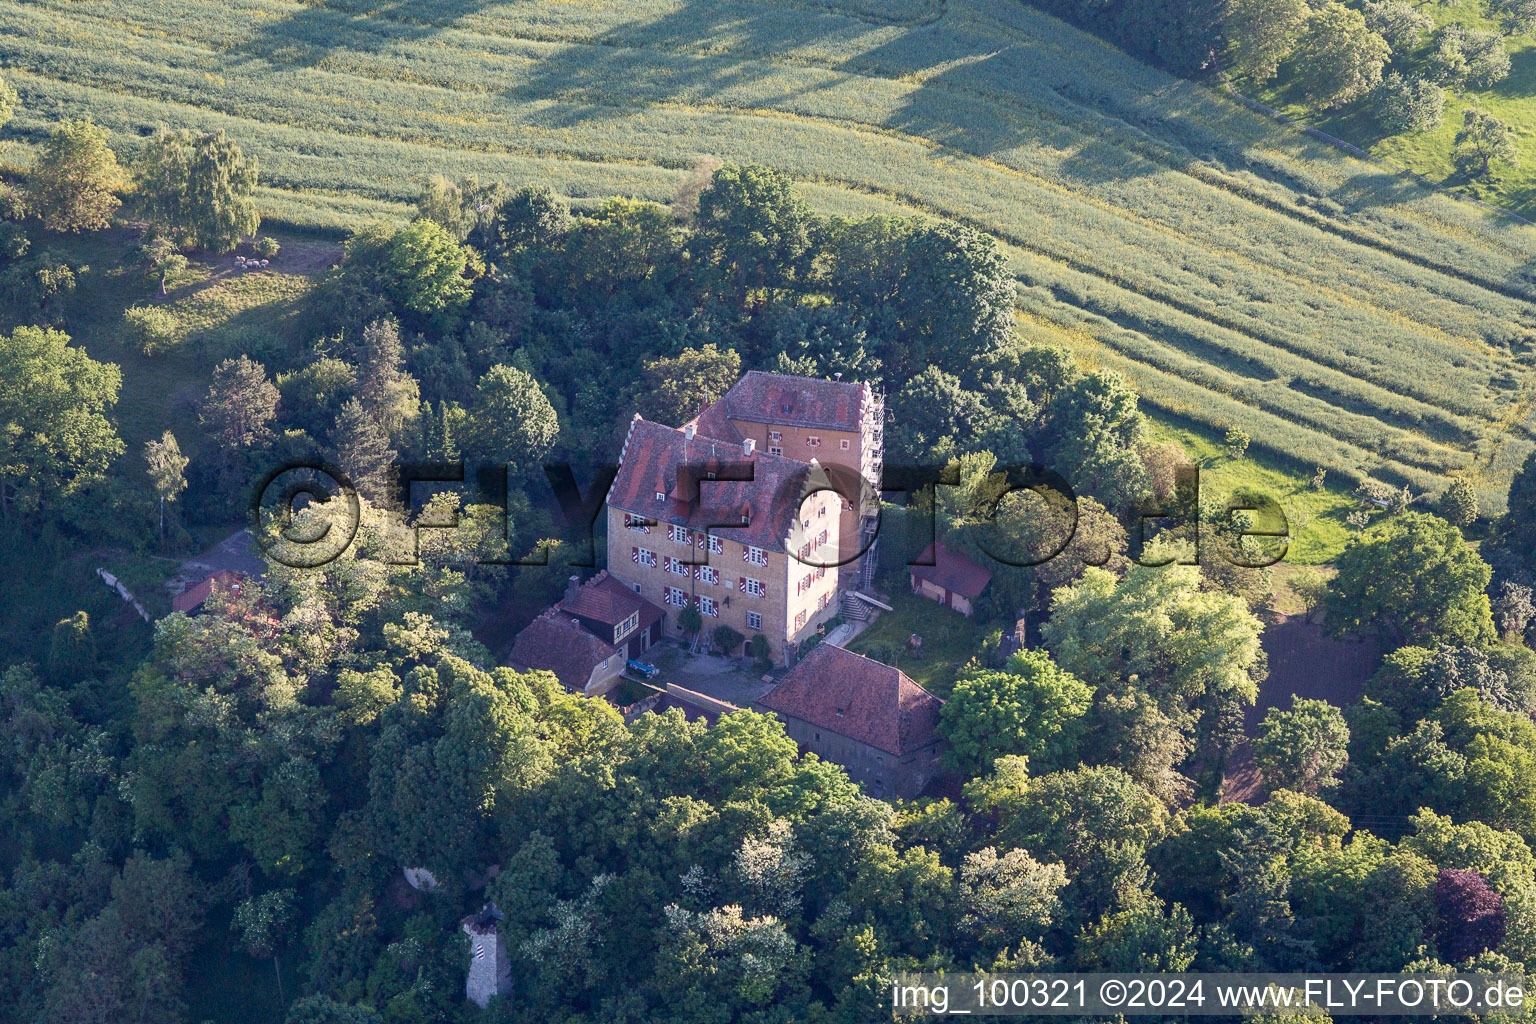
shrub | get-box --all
[256,236,281,259]
[678,605,702,636]
[747,634,771,661]
[1373,73,1444,135]
[123,305,180,355]
[712,624,744,654]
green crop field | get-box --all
[4,0,1536,510]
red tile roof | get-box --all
[607,417,827,554]
[509,611,620,692]
[710,371,869,431]
[172,570,247,614]
[559,571,663,631]
[759,644,944,756]
[909,541,992,599]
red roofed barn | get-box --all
[909,541,991,617]
[756,643,946,798]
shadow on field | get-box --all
[236,0,489,69]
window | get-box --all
[768,430,782,442]
[747,611,762,630]
[768,446,782,456]
[744,546,768,567]
[666,587,687,607]
[631,582,642,595]
[668,524,689,544]
[741,577,765,597]
[794,610,807,630]
[655,491,666,502]
[665,556,689,577]
[840,439,850,450]
[817,529,828,548]
[806,435,821,447]
[624,513,651,532]
[696,565,719,585]
[615,611,640,642]
[699,595,719,618]
[818,592,832,610]
[702,534,723,554]
[633,547,657,567]
[817,505,827,518]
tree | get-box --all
[0,75,14,133]
[678,604,703,637]
[1490,0,1536,37]
[1441,478,1479,528]
[415,173,505,242]
[1292,4,1393,108]
[233,889,296,1004]
[1374,73,1445,134]
[1042,369,1149,511]
[467,364,559,469]
[939,650,1092,778]
[1224,426,1251,460]
[1362,0,1432,50]
[1075,895,1198,972]
[47,610,97,684]
[1455,108,1518,178]
[957,846,1067,950]
[135,127,260,251]
[382,219,479,331]
[1435,868,1506,961]
[331,399,397,505]
[1253,698,1350,794]
[481,184,571,264]
[1327,511,1494,647]
[638,344,742,426]
[563,197,683,297]
[0,326,122,517]
[1044,563,1266,722]
[144,431,188,541]
[28,119,124,232]
[200,355,279,455]
[1493,581,1534,642]
[1289,565,1329,623]
[695,163,815,306]
[354,318,419,441]
[137,236,191,296]
[123,305,179,355]
[712,624,744,655]
[1221,0,1309,83]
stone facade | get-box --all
[462,906,512,1008]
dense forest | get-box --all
[4,51,1536,1023]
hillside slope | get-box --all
[4,0,1536,508]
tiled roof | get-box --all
[713,370,868,431]
[172,570,247,614]
[509,611,619,691]
[910,541,993,599]
[759,644,944,756]
[560,571,663,630]
[607,417,827,554]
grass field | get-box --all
[846,591,991,699]
[4,0,1536,511]
[1254,0,1536,224]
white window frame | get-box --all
[768,430,782,442]
[699,595,718,618]
[840,438,850,450]
[768,446,783,456]
[745,546,768,567]
[746,611,762,630]
[742,577,765,597]
[806,435,821,447]
[636,548,657,567]
[668,524,690,544]
[666,587,687,607]
[697,565,719,585]
[655,491,666,502]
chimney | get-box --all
[462,904,512,1008]
[743,438,756,456]
[834,371,843,381]
[684,423,696,441]
[564,575,581,604]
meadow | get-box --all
[3,0,1536,509]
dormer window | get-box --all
[655,491,666,502]
[780,403,793,415]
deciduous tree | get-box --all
[27,119,124,232]
[135,127,260,251]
